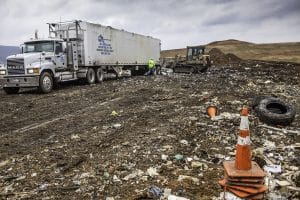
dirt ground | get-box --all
[0,60,299,199]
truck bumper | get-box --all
[0,76,39,88]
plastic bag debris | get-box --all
[264,165,282,173]
[168,195,190,200]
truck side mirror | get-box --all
[20,44,24,53]
[62,42,67,53]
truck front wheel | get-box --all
[39,72,53,93]
[86,68,96,84]
[3,87,20,94]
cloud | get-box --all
[0,0,299,49]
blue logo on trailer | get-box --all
[96,35,114,55]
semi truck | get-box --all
[0,20,161,94]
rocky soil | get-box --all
[0,60,299,199]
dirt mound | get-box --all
[207,39,253,46]
[227,53,242,62]
[209,48,242,65]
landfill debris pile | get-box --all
[209,48,242,65]
[0,60,299,199]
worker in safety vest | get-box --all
[145,58,156,76]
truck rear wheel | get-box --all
[39,72,53,93]
[96,68,104,83]
[86,68,96,84]
[3,87,20,94]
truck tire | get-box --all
[86,68,96,84]
[3,87,20,94]
[39,72,53,93]
[255,97,296,126]
[95,68,104,83]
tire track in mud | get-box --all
[1,96,122,138]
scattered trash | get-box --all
[275,180,291,187]
[178,175,199,184]
[123,170,144,181]
[162,188,172,198]
[218,191,243,200]
[31,173,37,177]
[71,134,80,139]
[174,154,184,161]
[179,139,189,145]
[168,194,189,200]
[264,165,282,173]
[147,167,159,177]
[112,123,122,128]
[0,160,10,167]
[147,186,163,198]
[191,161,208,170]
[111,110,118,116]
[113,175,121,182]
[161,154,169,160]
[37,183,48,192]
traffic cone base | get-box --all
[225,176,264,187]
[219,179,267,194]
[224,161,265,178]
[226,175,264,184]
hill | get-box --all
[161,40,300,64]
[0,45,19,63]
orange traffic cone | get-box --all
[219,106,267,199]
[207,106,218,119]
[235,107,251,170]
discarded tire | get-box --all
[255,97,296,126]
[252,95,272,109]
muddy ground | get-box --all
[0,60,299,199]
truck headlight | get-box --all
[0,70,6,75]
[27,68,39,74]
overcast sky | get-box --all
[0,0,299,49]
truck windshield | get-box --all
[24,41,54,53]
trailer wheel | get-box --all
[86,68,96,84]
[3,87,20,94]
[39,72,53,93]
[95,68,104,83]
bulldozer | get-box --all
[162,45,211,73]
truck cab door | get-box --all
[54,42,66,70]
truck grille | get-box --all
[7,58,25,75]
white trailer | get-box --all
[0,20,161,94]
